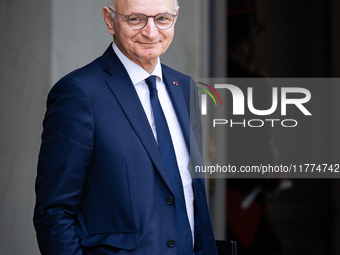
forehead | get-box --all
[115,0,175,14]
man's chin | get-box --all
[138,50,161,61]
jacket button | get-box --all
[166,196,174,205]
[167,239,176,247]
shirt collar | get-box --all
[112,42,163,85]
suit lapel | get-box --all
[163,68,210,243]
[162,66,205,177]
[162,68,191,152]
[101,46,173,191]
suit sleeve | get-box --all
[33,78,94,255]
[189,78,206,179]
[190,78,203,154]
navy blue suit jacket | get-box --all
[34,45,218,255]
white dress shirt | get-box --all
[112,43,195,244]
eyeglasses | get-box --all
[109,7,177,30]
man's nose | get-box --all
[141,17,159,38]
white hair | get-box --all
[108,0,179,13]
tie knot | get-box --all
[145,75,157,91]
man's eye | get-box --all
[129,17,140,22]
[156,15,171,23]
[129,15,145,23]
[157,16,166,21]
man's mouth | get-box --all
[138,42,159,45]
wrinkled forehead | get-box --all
[114,0,175,14]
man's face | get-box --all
[107,0,177,70]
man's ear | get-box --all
[176,6,180,17]
[102,7,115,36]
[174,6,180,23]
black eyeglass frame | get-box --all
[108,7,177,30]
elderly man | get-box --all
[33,0,218,254]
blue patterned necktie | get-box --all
[145,75,193,253]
